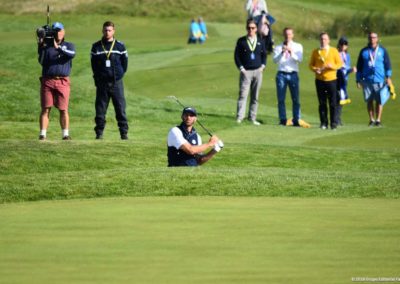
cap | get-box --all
[182,107,197,116]
[338,36,348,45]
[52,22,64,31]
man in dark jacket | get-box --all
[38,22,75,140]
[234,19,267,125]
[91,21,129,140]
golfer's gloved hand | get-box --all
[214,140,224,152]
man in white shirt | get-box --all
[273,27,303,126]
[167,107,222,167]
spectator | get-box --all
[198,17,208,44]
[356,32,392,127]
[234,19,267,125]
[336,36,357,126]
[245,0,268,19]
[273,27,303,126]
[309,32,342,130]
[188,19,202,44]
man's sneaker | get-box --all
[39,135,46,141]
[250,120,261,126]
[375,121,382,127]
[95,134,103,140]
[236,119,242,124]
[121,133,128,140]
[340,99,352,105]
[62,136,72,140]
[320,125,327,130]
[368,121,375,127]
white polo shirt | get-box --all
[167,127,202,149]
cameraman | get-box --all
[37,22,75,140]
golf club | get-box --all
[167,95,214,137]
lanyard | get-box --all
[318,46,330,63]
[369,45,379,67]
[340,51,347,65]
[101,39,116,60]
[247,37,257,52]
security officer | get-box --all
[167,107,222,167]
[91,21,129,140]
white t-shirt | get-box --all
[167,127,202,149]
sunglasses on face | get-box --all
[247,26,257,30]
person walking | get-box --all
[309,32,342,130]
[188,19,202,44]
[198,17,208,44]
[167,107,223,167]
[91,21,129,140]
[37,22,75,140]
[356,32,393,127]
[234,19,267,125]
[273,27,303,126]
[336,36,357,126]
[245,0,268,19]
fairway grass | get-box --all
[1,197,399,284]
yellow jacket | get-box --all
[309,46,342,81]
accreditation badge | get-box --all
[368,61,373,67]
[105,60,111,68]
[250,52,255,60]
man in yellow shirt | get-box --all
[309,32,342,130]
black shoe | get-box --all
[368,121,375,127]
[95,133,103,140]
[39,135,46,141]
[375,121,382,127]
[62,136,72,140]
[279,119,287,126]
[292,120,300,127]
[121,133,128,140]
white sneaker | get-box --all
[250,120,261,126]
[236,119,242,124]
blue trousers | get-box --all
[94,79,129,135]
[275,71,300,124]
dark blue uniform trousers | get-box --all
[94,79,129,136]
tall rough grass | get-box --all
[2,0,400,35]
[329,11,400,37]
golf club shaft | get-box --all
[167,96,213,137]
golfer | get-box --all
[167,107,222,167]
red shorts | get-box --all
[40,77,70,110]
